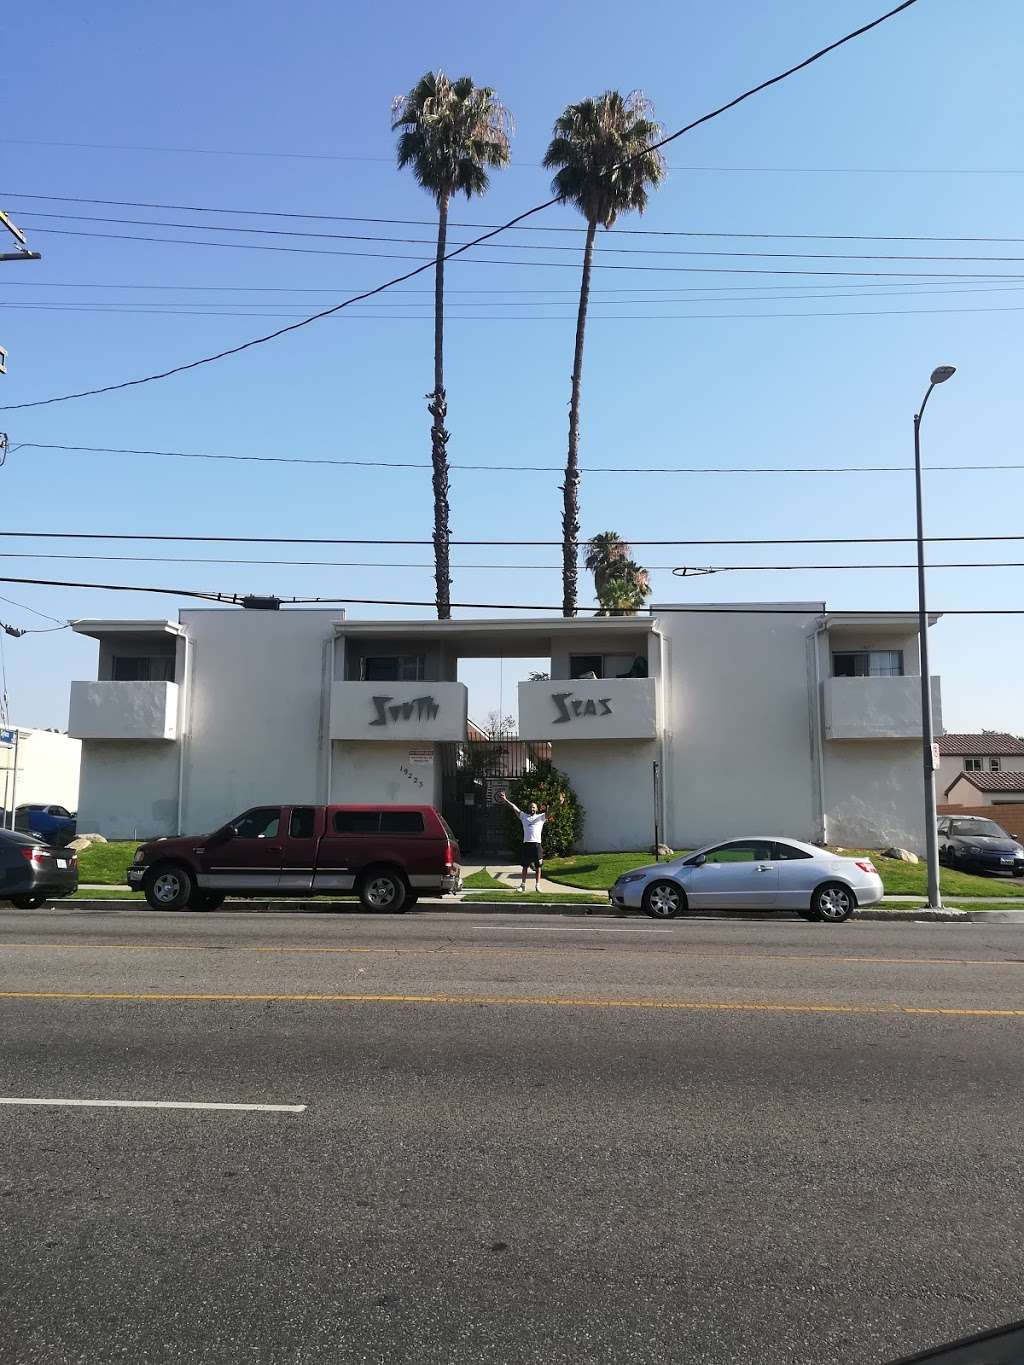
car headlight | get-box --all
[965,844,981,854]
[618,872,647,885]
[133,849,145,864]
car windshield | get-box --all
[951,819,1008,838]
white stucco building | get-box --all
[68,602,943,853]
[0,726,81,817]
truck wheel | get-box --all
[143,864,194,911]
[10,893,47,909]
[359,870,408,913]
[188,891,225,912]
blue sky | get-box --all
[2,0,1023,730]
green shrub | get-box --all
[503,761,584,857]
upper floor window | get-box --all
[361,654,425,683]
[990,757,1002,772]
[569,652,647,680]
[964,757,983,772]
[112,654,175,682]
[832,649,904,678]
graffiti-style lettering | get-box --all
[549,691,614,723]
[370,695,440,727]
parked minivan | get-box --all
[126,804,462,912]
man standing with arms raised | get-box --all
[499,790,560,893]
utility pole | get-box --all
[1,210,42,378]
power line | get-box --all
[9,191,1024,244]
[31,225,1024,280]
[0,0,923,414]
[0,571,1022,617]
[0,549,1020,572]
[11,441,1024,477]
[23,210,1024,265]
[0,530,1021,548]
[7,299,1024,323]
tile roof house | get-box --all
[944,769,1024,803]
[936,732,1024,798]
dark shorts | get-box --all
[521,842,543,871]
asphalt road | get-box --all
[2,906,1023,1365]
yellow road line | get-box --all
[0,989,1022,1017]
[0,942,1020,968]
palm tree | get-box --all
[584,530,631,600]
[392,72,513,619]
[543,93,666,617]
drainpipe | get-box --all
[175,631,191,835]
[650,623,669,850]
[808,617,828,844]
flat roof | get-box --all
[71,619,184,641]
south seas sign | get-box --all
[330,681,468,742]
[517,678,657,741]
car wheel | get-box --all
[188,891,225,912]
[143,864,195,911]
[812,882,855,924]
[10,893,47,909]
[359,871,408,913]
[641,880,686,920]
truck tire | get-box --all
[358,869,408,913]
[143,863,195,911]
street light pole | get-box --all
[914,364,956,909]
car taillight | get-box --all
[20,847,48,866]
[444,840,454,869]
[855,859,876,875]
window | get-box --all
[569,652,646,680]
[569,654,604,680]
[289,807,316,839]
[112,654,176,682]
[990,757,1002,772]
[47,806,72,818]
[951,818,1007,838]
[333,810,381,834]
[772,842,813,861]
[362,655,425,683]
[937,819,949,835]
[832,650,904,678]
[233,808,280,839]
[964,757,983,772]
[703,841,774,864]
[380,810,424,834]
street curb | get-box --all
[28,898,1006,923]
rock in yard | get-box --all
[882,846,919,863]
[651,844,674,857]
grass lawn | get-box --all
[76,841,138,885]
[461,890,607,905]
[849,852,1024,898]
[461,868,508,890]
[545,851,671,890]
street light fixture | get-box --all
[914,364,956,909]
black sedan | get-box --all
[0,828,78,907]
[937,816,1024,876]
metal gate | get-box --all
[438,740,536,857]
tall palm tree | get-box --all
[584,530,631,600]
[543,92,666,617]
[392,72,513,619]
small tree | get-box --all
[504,761,584,856]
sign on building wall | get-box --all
[330,681,468,742]
[517,678,657,741]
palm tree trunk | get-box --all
[428,190,452,620]
[562,218,596,617]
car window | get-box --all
[233,807,281,839]
[288,807,316,839]
[333,810,381,835]
[772,842,813,860]
[951,818,1006,838]
[380,811,424,834]
[937,820,949,834]
[48,806,72,818]
[704,841,774,863]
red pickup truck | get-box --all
[126,803,462,912]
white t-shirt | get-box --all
[518,811,546,843]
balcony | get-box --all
[822,675,942,741]
[330,681,468,741]
[518,677,657,741]
[69,681,179,740]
